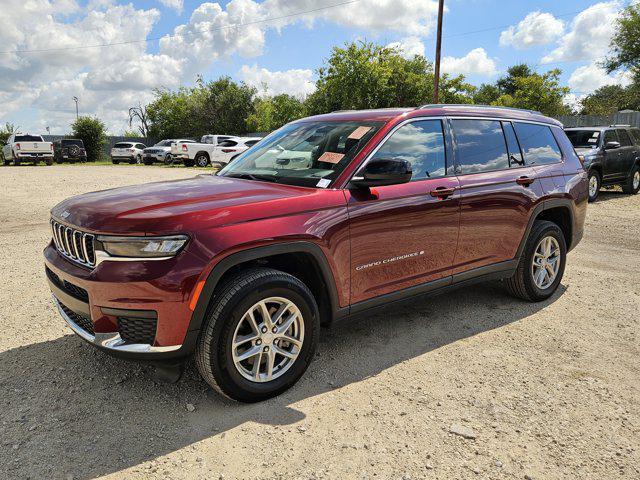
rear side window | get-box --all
[513,123,562,165]
[219,140,238,147]
[114,143,132,148]
[617,129,632,147]
[451,119,509,173]
[245,140,259,147]
[630,128,640,145]
[371,119,446,180]
[135,143,146,149]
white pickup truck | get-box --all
[2,133,53,166]
[170,134,236,167]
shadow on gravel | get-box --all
[593,190,631,202]
[1,282,566,479]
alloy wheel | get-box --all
[531,236,561,290]
[633,171,640,190]
[589,174,599,198]
[196,155,208,167]
[231,297,304,383]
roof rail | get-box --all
[610,124,631,127]
[416,104,543,116]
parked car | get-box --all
[210,137,262,166]
[565,125,640,201]
[171,134,237,167]
[110,142,147,164]
[2,133,53,166]
[53,139,87,163]
[45,105,587,402]
[142,139,195,165]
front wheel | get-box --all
[505,220,567,302]
[196,268,320,402]
[621,165,640,195]
[587,170,600,202]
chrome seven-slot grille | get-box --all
[50,219,96,267]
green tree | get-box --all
[605,3,640,74]
[0,122,17,144]
[580,83,640,114]
[473,83,501,105]
[71,116,106,162]
[147,88,195,139]
[495,64,535,96]
[246,94,307,132]
[305,41,475,114]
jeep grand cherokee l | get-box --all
[44,105,587,402]
[565,125,640,202]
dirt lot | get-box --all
[1,165,638,480]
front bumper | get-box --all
[44,242,203,360]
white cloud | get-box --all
[158,0,183,13]
[568,63,633,93]
[441,48,497,77]
[542,1,621,63]
[387,36,425,59]
[239,65,316,98]
[499,11,564,49]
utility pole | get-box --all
[433,0,445,103]
[73,96,79,119]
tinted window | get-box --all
[565,130,601,148]
[62,140,83,147]
[630,129,640,145]
[371,120,446,180]
[503,122,524,166]
[513,123,562,165]
[245,140,260,147]
[219,140,238,147]
[603,130,618,145]
[15,135,43,142]
[617,129,632,147]
[114,143,132,148]
[452,119,509,173]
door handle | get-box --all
[516,176,535,187]
[430,187,455,199]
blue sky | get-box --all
[0,0,632,134]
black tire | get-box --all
[45,158,53,166]
[112,160,119,164]
[196,268,320,403]
[143,158,153,165]
[505,220,567,302]
[587,170,600,202]
[621,164,640,195]
[12,156,20,166]
[184,158,195,167]
[195,153,209,168]
[164,154,172,165]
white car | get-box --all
[143,139,195,165]
[210,137,262,165]
[110,141,147,164]
[171,134,237,167]
[2,133,53,166]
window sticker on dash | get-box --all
[318,152,344,164]
[348,126,372,140]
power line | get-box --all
[0,0,362,55]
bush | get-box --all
[71,116,106,162]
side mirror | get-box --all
[351,158,412,188]
[604,141,621,150]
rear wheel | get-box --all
[195,153,210,168]
[112,159,119,165]
[621,165,640,195]
[505,220,566,302]
[45,158,53,166]
[164,154,172,165]
[587,170,600,202]
[196,268,320,402]
[184,158,195,167]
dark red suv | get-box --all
[44,105,588,402]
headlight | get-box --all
[96,235,188,258]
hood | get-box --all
[51,175,321,234]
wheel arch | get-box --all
[516,200,575,258]
[195,151,210,160]
[188,242,341,335]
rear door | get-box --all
[451,118,545,274]
[616,129,636,176]
[346,118,460,304]
[602,129,625,180]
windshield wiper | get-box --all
[224,172,279,183]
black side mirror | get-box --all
[351,158,412,188]
[605,141,621,150]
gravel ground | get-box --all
[1,165,638,480]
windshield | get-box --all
[218,121,382,187]
[566,130,601,149]
[15,135,43,142]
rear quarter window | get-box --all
[513,123,562,166]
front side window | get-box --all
[370,120,446,180]
[452,119,509,173]
[219,121,381,188]
[513,123,562,165]
[617,129,632,147]
[603,129,619,145]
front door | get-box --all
[346,119,461,305]
[603,129,625,181]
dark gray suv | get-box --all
[565,125,640,202]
